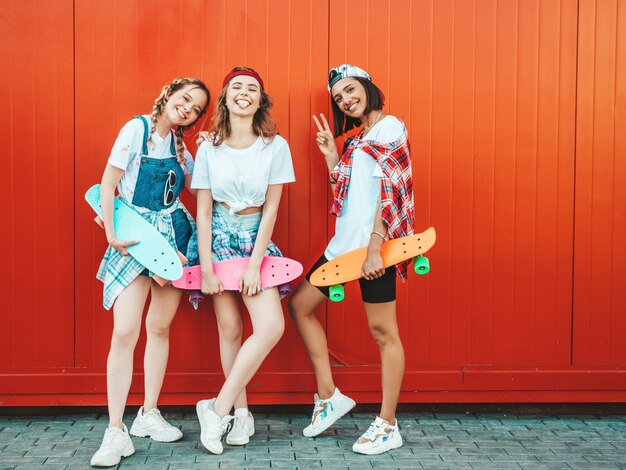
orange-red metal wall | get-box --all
[1,0,625,405]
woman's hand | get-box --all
[240,264,261,296]
[201,269,224,296]
[361,249,385,281]
[312,114,338,159]
[108,237,138,256]
[196,131,215,146]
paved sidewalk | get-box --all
[1,409,625,469]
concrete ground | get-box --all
[1,407,625,469]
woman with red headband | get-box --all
[288,64,414,455]
[191,67,295,454]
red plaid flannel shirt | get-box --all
[330,124,415,280]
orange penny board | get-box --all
[309,227,436,287]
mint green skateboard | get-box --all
[85,184,183,281]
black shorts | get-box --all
[305,254,396,304]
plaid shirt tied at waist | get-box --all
[330,125,415,280]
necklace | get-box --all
[363,111,383,134]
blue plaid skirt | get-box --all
[211,203,282,261]
[96,199,198,310]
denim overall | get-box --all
[132,116,193,269]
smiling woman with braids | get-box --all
[91,78,210,467]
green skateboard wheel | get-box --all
[329,284,345,302]
[414,256,430,275]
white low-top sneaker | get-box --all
[90,424,135,467]
[196,398,233,454]
[129,407,183,442]
[352,416,403,455]
[226,408,255,445]
[303,387,356,437]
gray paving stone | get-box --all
[409,453,443,462]
[116,465,168,470]
[196,452,244,462]
[221,461,258,468]
[293,457,324,467]
[467,463,522,469]
[267,460,299,467]
[19,466,68,470]
[171,464,219,469]
[420,463,469,469]
[389,459,423,468]
[1,411,625,469]
[41,456,80,464]
[0,458,45,465]
[536,455,587,462]
[568,464,623,469]
[518,464,572,470]
[240,461,274,468]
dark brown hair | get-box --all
[331,77,384,137]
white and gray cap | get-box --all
[328,64,371,92]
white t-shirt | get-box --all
[108,115,194,202]
[191,135,295,212]
[325,116,404,259]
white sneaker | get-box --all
[129,407,183,442]
[352,416,403,455]
[226,408,255,445]
[196,398,233,454]
[303,387,356,437]
[90,424,135,467]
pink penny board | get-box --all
[172,256,303,291]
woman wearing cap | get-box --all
[288,64,414,455]
[192,67,295,455]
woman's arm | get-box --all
[361,194,387,280]
[239,184,283,296]
[196,188,222,295]
[100,164,137,255]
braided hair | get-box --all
[148,77,210,167]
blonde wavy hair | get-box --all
[211,67,277,146]
[148,77,210,167]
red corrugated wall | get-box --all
[1,0,625,405]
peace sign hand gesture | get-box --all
[312,113,338,159]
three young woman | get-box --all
[92,78,210,467]
[92,63,412,465]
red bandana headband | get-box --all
[222,68,265,90]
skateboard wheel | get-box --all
[189,290,205,304]
[329,284,344,302]
[414,256,430,275]
[278,282,293,297]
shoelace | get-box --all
[101,428,121,449]
[148,410,171,428]
[221,416,234,438]
[231,415,247,433]
[361,421,385,441]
